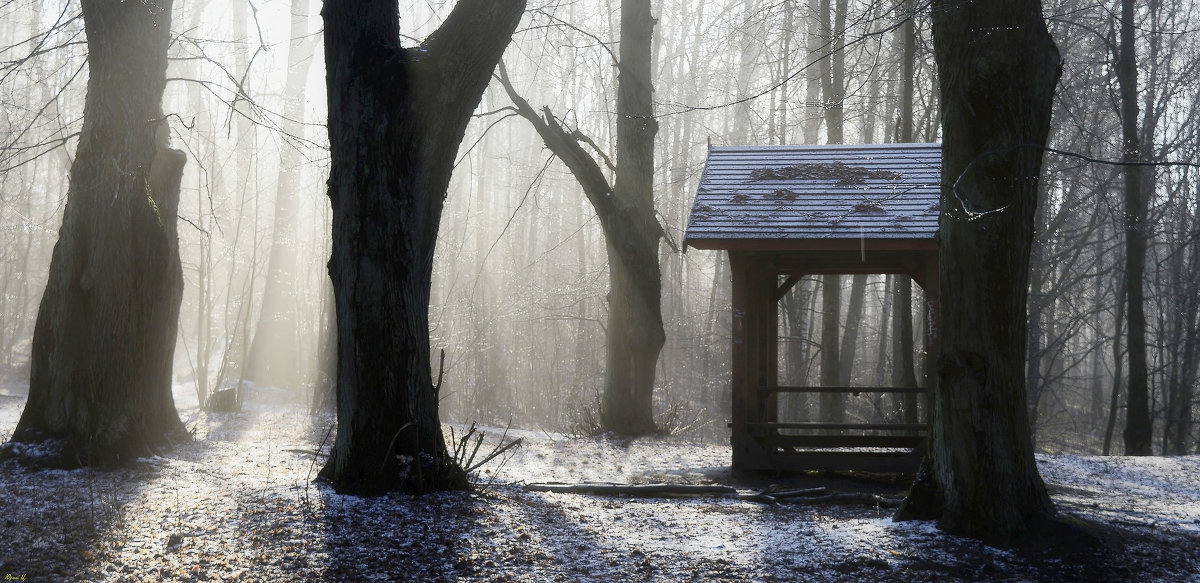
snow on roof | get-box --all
[684,143,941,249]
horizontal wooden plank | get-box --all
[744,422,928,432]
[762,434,927,449]
[738,448,924,474]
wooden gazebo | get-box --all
[684,143,941,474]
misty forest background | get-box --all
[1,0,1197,456]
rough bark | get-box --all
[1117,0,1152,456]
[895,0,1061,544]
[319,0,525,495]
[3,0,187,467]
[496,0,665,437]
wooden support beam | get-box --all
[775,274,802,301]
[745,422,928,432]
[767,434,927,449]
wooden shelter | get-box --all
[684,143,941,473]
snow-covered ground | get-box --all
[1,383,1197,582]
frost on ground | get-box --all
[1,384,1198,582]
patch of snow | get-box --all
[0,396,1197,581]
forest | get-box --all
[0,0,1198,580]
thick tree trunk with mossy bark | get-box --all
[895,0,1061,544]
[2,0,186,468]
[318,0,525,496]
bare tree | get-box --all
[319,0,525,495]
[497,0,665,436]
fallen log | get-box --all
[762,486,828,499]
[781,492,903,509]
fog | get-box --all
[2,0,1198,454]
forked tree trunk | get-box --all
[600,0,664,435]
[3,0,186,467]
[896,0,1061,544]
[319,0,525,496]
[496,0,664,437]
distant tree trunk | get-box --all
[1103,277,1127,456]
[894,278,920,422]
[319,0,525,496]
[838,274,867,385]
[819,275,842,422]
[894,0,920,423]
[818,0,848,422]
[497,0,664,437]
[801,0,823,144]
[819,0,848,144]
[309,280,336,416]
[245,0,315,391]
[3,0,187,467]
[1117,0,1152,456]
[731,0,761,143]
[781,283,813,421]
[896,0,1061,544]
[874,276,893,388]
[182,0,216,409]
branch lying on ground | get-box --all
[522,482,905,508]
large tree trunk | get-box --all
[600,0,664,435]
[896,0,1061,544]
[1117,0,1152,456]
[3,0,187,467]
[319,0,525,496]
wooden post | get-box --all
[729,251,749,468]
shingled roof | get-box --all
[684,143,941,249]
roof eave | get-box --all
[683,237,938,252]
